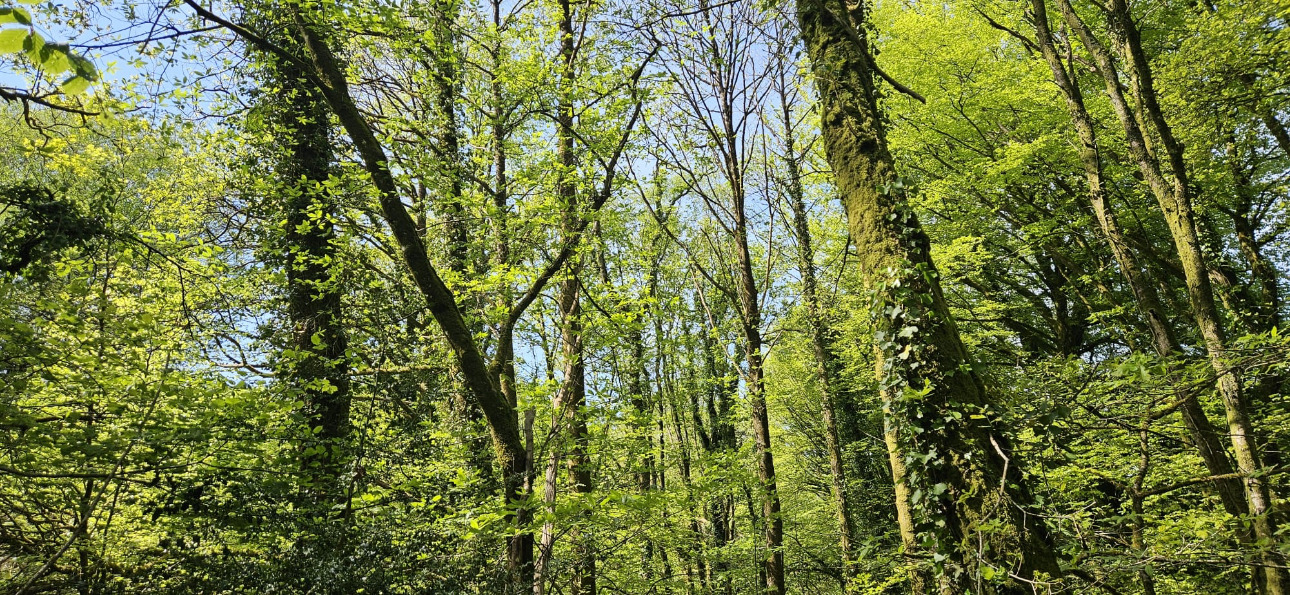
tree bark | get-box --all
[1053,2,1285,588]
[1027,0,1249,529]
[537,2,595,592]
[776,66,857,586]
[797,0,1062,589]
[260,26,352,507]
[279,13,531,590]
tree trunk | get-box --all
[275,13,532,590]
[431,0,468,277]
[536,1,595,591]
[1028,0,1249,530]
[776,68,857,586]
[266,36,351,505]
[796,0,1062,588]
[1053,1,1285,588]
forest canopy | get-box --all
[1,0,1288,593]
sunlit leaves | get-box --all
[0,6,98,97]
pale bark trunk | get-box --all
[1054,2,1284,588]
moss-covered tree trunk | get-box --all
[796,0,1061,589]
[1053,1,1285,589]
[1027,0,1251,534]
[237,11,534,591]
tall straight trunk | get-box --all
[536,1,594,592]
[663,308,707,592]
[627,233,663,582]
[1027,0,1249,529]
[718,102,785,595]
[776,72,856,584]
[480,1,533,584]
[557,0,594,584]
[431,0,468,275]
[627,323,655,580]
[701,315,737,595]
[1054,2,1284,588]
[429,0,498,491]
[268,49,351,502]
[699,19,784,591]
[736,247,784,595]
[796,0,1061,589]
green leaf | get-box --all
[22,30,42,61]
[0,7,31,25]
[16,0,40,4]
[0,27,23,52]
[60,75,88,95]
[39,42,70,74]
[69,54,97,80]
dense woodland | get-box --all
[0,0,1288,592]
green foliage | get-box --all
[0,0,1287,593]
[0,4,98,96]
[0,182,106,276]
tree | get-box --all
[796,0,1062,589]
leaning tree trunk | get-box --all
[796,0,1062,590]
[1053,1,1285,589]
[1027,0,1251,536]
[270,11,532,590]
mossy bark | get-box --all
[1028,0,1250,534]
[1054,0,1285,589]
[796,0,1061,589]
[266,13,532,591]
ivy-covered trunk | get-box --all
[796,0,1061,589]
[253,11,535,591]
[262,35,352,507]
